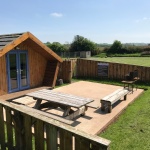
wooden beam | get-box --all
[52,62,61,87]
[28,32,63,63]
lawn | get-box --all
[89,57,150,67]
[98,81,150,150]
[57,77,150,149]
[76,78,150,149]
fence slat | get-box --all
[59,129,72,150]
[0,105,5,149]
[24,114,32,150]
[92,142,107,150]
[0,101,110,150]
[13,111,25,150]
[143,67,146,81]
[5,106,14,149]
[75,136,90,150]
[46,124,58,150]
[34,119,44,150]
[146,67,150,81]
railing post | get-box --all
[46,124,58,150]
[13,111,25,150]
[0,105,5,149]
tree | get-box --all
[46,42,67,52]
[69,35,97,55]
[107,40,123,54]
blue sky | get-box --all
[1,0,150,44]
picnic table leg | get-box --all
[34,99,42,109]
[63,107,71,117]
[81,106,88,116]
[65,106,86,120]
[39,102,58,109]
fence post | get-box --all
[0,105,5,149]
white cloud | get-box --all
[135,17,150,23]
[50,12,63,18]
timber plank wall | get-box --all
[19,43,47,88]
[59,59,150,82]
[0,42,57,96]
[58,59,77,83]
[0,55,7,95]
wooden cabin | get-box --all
[0,32,63,96]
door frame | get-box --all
[6,50,30,93]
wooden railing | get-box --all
[0,101,110,150]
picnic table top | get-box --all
[26,89,93,108]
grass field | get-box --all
[89,57,150,67]
[75,78,150,149]
[95,79,150,150]
[99,89,150,150]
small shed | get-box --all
[0,32,63,96]
[80,51,91,58]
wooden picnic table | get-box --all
[26,89,93,120]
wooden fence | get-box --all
[58,59,77,83]
[59,59,150,82]
[0,100,110,150]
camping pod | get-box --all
[0,32,63,95]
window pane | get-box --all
[20,53,28,87]
[9,54,18,90]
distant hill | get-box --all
[123,43,149,46]
[97,43,150,47]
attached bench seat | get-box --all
[100,88,129,113]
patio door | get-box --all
[7,50,30,93]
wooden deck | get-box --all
[0,86,51,101]
[0,85,111,149]
[0,81,144,135]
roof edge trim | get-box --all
[28,32,63,63]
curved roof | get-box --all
[0,32,63,62]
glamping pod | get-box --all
[0,32,63,95]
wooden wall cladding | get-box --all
[18,43,47,88]
[0,55,7,95]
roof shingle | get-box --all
[0,33,24,50]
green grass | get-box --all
[108,53,141,57]
[94,53,141,57]
[89,57,150,67]
[99,89,150,150]
[73,78,150,149]
[73,77,150,90]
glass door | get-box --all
[19,52,29,90]
[7,52,19,92]
[7,50,29,93]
